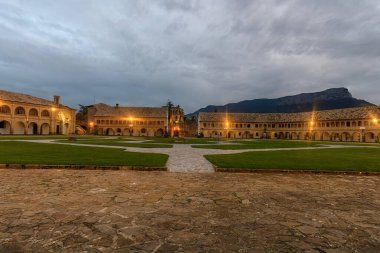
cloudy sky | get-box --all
[0,0,379,112]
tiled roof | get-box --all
[92,103,167,118]
[199,106,380,123]
[0,89,74,110]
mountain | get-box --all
[188,88,374,116]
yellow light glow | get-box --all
[225,121,229,127]
[373,118,378,124]
[51,107,56,112]
[129,117,133,121]
[310,121,315,126]
[89,122,94,127]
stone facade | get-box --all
[87,103,184,137]
[0,90,76,135]
[198,106,380,142]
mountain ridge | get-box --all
[188,88,374,116]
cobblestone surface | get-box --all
[0,170,379,252]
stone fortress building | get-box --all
[0,90,76,135]
[198,106,380,142]
[86,103,184,137]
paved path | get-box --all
[3,139,379,173]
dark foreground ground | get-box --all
[0,170,379,253]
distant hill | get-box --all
[188,88,373,116]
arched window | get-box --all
[15,107,25,115]
[29,108,38,116]
[0,105,11,114]
[41,110,50,117]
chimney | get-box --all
[53,95,60,105]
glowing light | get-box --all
[225,121,229,127]
[89,122,94,127]
[51,107,56,112]
[373,118,378,124]
[129,117,134,121]
[310,121,315,126]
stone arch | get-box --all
[0,105,11,114]
[106,128,114,136]
[278,132,285,139]
[14,121,26,135]
[322,132,330,141]
[0,120,11,134]
[313,132,322,141]
[40,123,50,135]
[352,132,361,142]
[140,128,147,137]
[28,122,38,135]
[270,132,278,139]
[242,131,251,139]
[116,128,122,135]
[155,128,164,137]
[211,131,219,138]
[124,128,133,136]
[331,133,340,142]
[97,128,104,135]
[15,106,26,115]
[364,132,376,143]
[301,132,311,140]
[377,133,380,143]
[341,132,351,142]
[41,110,50,117]
[227,131,234,138]
[290,132,298,140]
[29,108,38,117]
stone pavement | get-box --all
[0,170,379,252]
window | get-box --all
[0,105,11,114]
[15,107,25,115]
[29,108,38,116]
[0,121,5,128]
[41,110,50,117]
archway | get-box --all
[278,132,285,139]
[313,132,321,141]
[106,128,114,136]
[40,123,50,135]
[290,132,298,140]
[0,120,11,134]
[211,131,219,138]
[28,122,38,135]
[14,122,26,135]
[227,131,234,138]
[116,128,122,136]
[322,132,330,141]
[270,132,278,139]
[352,132,361,142]
[304,132,311,140]
[242,131,251,139]
[97,128,104,135]
[331,133,340,142]
[15,106,25,115]
[364,132,376,143]
[124,128,133,136]
[155,128,164,137]
[140,128,147,137]
[341,132,351,142]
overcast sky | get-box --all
[0,0,379,112]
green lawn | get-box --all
[205,148,380,172]
[0,142,168,167]
[56,139,173,148]
[192,140,323,149]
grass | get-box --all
[56,139,173,148]
[0,142,168,167]
[192,140,323,149]
[205,148,380,172]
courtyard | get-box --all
[0,137,379,252]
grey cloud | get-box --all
[0,0,379,113]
